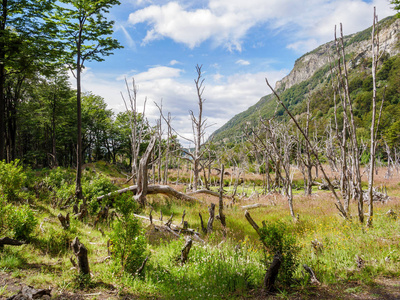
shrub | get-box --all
[0,160,27,201]
[7,204,38,241]
[259,221,300,285]
[109,194,147,274]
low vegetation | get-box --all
[1,161,400,299]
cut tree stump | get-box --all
[71,237,90,276]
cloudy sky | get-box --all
[77,0,395,146]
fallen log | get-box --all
[241,203,269,210]
[97,185,201,203]
[0,237,25,247]
[187,189,231,199]
[133,213,201,236]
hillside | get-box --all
[211,16,400,144]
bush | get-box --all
[109,195,147,274]
[0,160,27,201]
[259,221,299,285]
[6,204,38,241]
[82,174,117,214]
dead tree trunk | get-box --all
[135,135,157,207]
[180,238,192,265]
[58,213,70,230]
[71,237,90,276]
[207,203,215,233]
[264,252,282,294]
[218,164,226,230]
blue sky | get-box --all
[77,0,395,146]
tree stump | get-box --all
[180,238,193,265]
[207,203,215,233]
[264,251,282,293]
[71,237,90,276]
[57,213,70,229]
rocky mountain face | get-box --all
[211,16,400,143]
[275,17,400,92]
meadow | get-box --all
[1,162,400,299]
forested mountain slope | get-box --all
[211,16,400,145]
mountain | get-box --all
[211,16,400,144]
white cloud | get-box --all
[72,64,288,145]
[236,59,250,66]
[127,0,394,53]
[118,24,136,49]
[287,39,319,53]
[169,59,181,66]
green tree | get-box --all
[82,93,113,162]
[0,0,57,161]
[391,0,400,16]
[53,0,122,199]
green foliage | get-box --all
[109,195,147,275]
[137,238,264,299]
[43,219,78,256]
[82,172,117,213]
[0,160,27,201]
[259,221,300,285]
[3,204,38,241]
[43,167,75,189]
[391,0,400,15]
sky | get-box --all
[76,0,395,147]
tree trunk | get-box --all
[180,238,192,265]
[135,136,157,207]
[218,164,226,229]
[0,1,6,161]
[75,30,83,200]
[207,203,215,233]
[264,252,282,294]
[71,237,90,276]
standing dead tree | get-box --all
[295,100,317,196]
[250,119,297,220]
[135,135,157,207]
[180,65,213,192]
[367,7,385,227]
[265,78,348,219]
[334,23,365,223]
[121,78,147,185]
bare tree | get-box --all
[121,78,147,185]
[367,8,385,227]
[180,65,213,191]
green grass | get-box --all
[1,164,400,299]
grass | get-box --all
[1,164,400,299]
